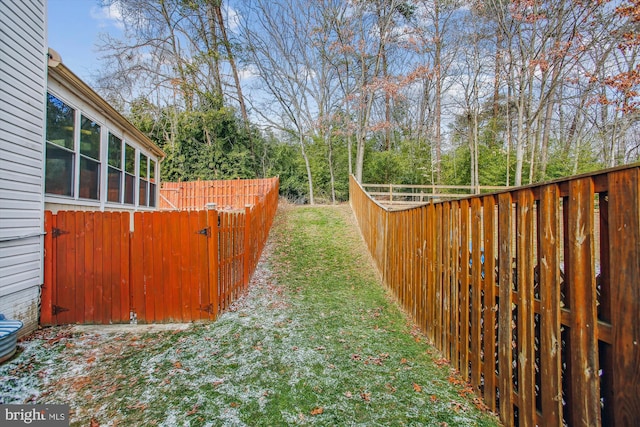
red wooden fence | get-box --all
[41,178,280,325]
[349,165,639,427]
[159,178,278,211]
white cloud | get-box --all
[238,66,259,81]
[224,4,241,32]
[90,2,125,30]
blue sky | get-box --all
[47,0,122,84]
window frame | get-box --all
[44,90,160,211]
[107,132,124,204]
[45,93,76,198]
[78,114,101,201]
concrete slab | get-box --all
[70,323,192,335]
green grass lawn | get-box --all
[1,203,500,426]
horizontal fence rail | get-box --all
[349,165,639,427]
[42,178,279,325]
[361,183,508,207]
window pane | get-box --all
[45,143,74,196]
[46,93,74,149]
[139,154,148,178]
[79,157,100,200]
[149,159,156,182]
[80,116,101,160]
[124,173,135,204]
[108,166,122,202]
[149,182,156,207]
[139,179,148,206]
[108,133,122,168]
[125,144,135,174]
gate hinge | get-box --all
[196,227,211,237]
[51,228,69,238]
[52,305,69,315]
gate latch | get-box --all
[196,227,211,237]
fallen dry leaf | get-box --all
[126,402,148,411]
[173,361,182,369]
[413,383,422,393]
[473,397,490,411]
[90,418,100,427]
[344,391,353,398]
[434,357,449,367]
[451,402,464,412]
[310,407,324,415]
[400,358,408,364]
[360,392,371,402]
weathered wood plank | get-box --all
[517,189,536,427]
[442,203,452,359]
[538,184,563,427]
[460,199,470,379]
[482,195,497,412]
[566,178,600,426]
[498,192,514,424]
[608,169,640,426]
[451,202,461,371]
[470,197,483,391]
[426,202,436,342]
[435,203,443,350]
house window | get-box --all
[139,153,148,206]
[124,144,136,204]
[44,92,159,207]
[79,115,101,200]
[45,94,75,196]
[107,133,123,203]
[149,159,156,207]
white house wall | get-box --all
[0,0,47,336]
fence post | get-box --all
[608,168,640,426]
[207,205,219,320]
[243,204,252,289]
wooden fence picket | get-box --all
[42,178,279,326]
[349,165,640,426]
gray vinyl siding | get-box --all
[0,0,46,334]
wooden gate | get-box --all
[41,177,279,326]
[43,211,131,325]
[130,210,218,323]
[42,210,220,325]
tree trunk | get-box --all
[433,0,442,184]
[299,133,314,204]
[213,2,253,154]
[203,6,223,98]
[326,133,336,203]
[160,0,193,110]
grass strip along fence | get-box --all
[41,177,279,326]
[349,165,639,427]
